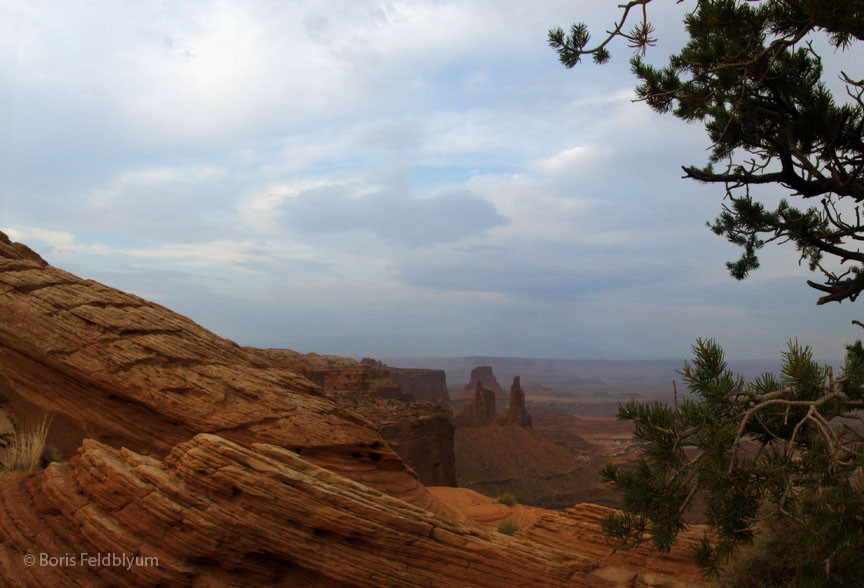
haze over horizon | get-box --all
[2,1,862,361]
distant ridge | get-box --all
[383,356,841,399]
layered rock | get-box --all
[0,230,442,514]
[0,433,610,587]
[387,367,449,403]
[0,230,715,586]
[258,350,456,487]
[429,487,711,587]
[502,376,532,428]
[377,408,456,486]
[259,349,408,401]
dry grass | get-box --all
[4,413,53,474]
[497,519,520,535]
[497,492,518,506]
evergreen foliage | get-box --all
[549,1,864,307]
[599,339,864,584]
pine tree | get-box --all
[599,339,864,584]
[549,1,864,307]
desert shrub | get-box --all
[497,519,520,535]
[719,523,804,588]
[497,492,517,506]
[5,413,53,474]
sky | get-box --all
[1,0,862,360]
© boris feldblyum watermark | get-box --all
[23,552,159,571]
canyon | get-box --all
[0,230,710,587]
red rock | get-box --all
[387,367,450,403]
[0,434,604,587]
[460,365,505,399]
[456,381,498,426]
[429,487,713,588]
[0,230,444,515]
[0,230,716,587]
[502,375,532,428]
[257,349,456,487]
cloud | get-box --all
[2,226,75,249]
[398,254,680,303]
[252,182,508,247]
[1,1,860,361]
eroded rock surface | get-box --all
[258,349,457,487]
[0,231,714,587]
[1,434,612,588]
[0,230,441,513]
[429,487,712,588]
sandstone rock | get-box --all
[456,381,497,426]
[0,230,445,515]
[428,487,712,588]
[0,230,716,587]
[0,433,610,587]
[377,410,456,486]
[256,349,456,487]
[460,365,505,400]
[387,367,449,403]
[502,375,532,428]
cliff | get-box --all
[0,230,711,586]
[387,367,449,403]
[257,349,408,401]
[376,407,456,486]
[460,365,505,399]
[0,230,442,514]
[251,349,456,487]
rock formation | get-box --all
[0,433,708,587]
[503,375,532,428]
[457,369,534,429]
[0,230,712,586]
[460,365,505,399]
[456,381,498,426]
[428,487,711,587]
[259,349,409,401]
[377,411,456,486]
[0,230,442,514]
[256,349,456,487]
[387,367,449,403]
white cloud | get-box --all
[537,145,609,177]
[2,226,76,249]
[88,166,226,208]
[1,1,860,359]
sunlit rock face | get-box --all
[0,230,710,587]
[0,229,443,513]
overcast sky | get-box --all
[1,1,861,360]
